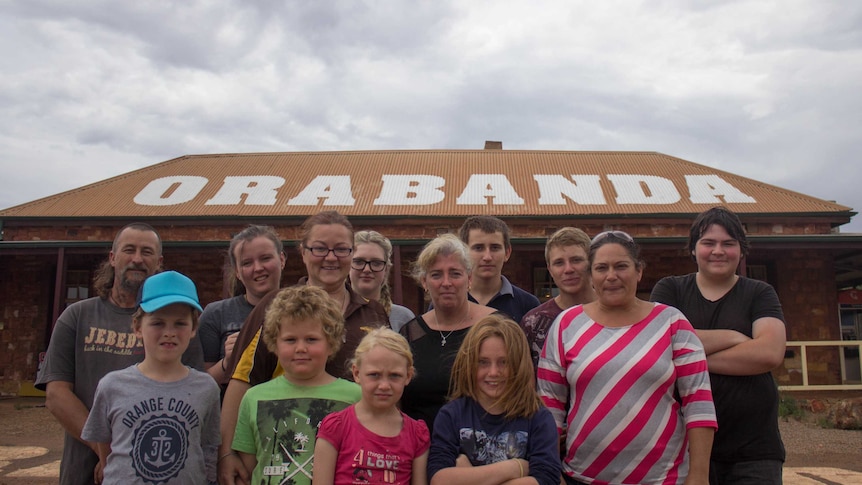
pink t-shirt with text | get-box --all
[317,405,430,484]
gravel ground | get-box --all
[780,417,862,472]
[780,391,862,472]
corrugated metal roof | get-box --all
[0,150,852,219]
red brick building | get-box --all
[2,148,861,394]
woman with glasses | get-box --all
[399,234,497,433]
[350,230,416,332]
[218,211,389,485]
[538,230,717,485]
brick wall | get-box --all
[641,247,697,291]
[161,247,231,306]
[0,255,52,394]
[2,219,834,243]
[772,249,841,385]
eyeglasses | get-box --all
[590,230,635,245]
[304,245,353,258]
[351,258,387,272]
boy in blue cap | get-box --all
[82,271,220,484]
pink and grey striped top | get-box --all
[538,303,717,485]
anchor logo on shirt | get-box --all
[132,415,189,483]
[145,429,176,467]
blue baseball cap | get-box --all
[138,271,203,313]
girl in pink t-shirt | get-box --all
[313,328,430,485]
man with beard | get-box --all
[36,223,204,485]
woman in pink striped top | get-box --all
[537,231,717,485]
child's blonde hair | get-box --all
[352,327,414,370]
[262,286,345,358]
[450,314,541,419]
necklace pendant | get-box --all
[441,337,447,346]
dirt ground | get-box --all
[1,396,861,484]
[0,398,63,485]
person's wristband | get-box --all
[219,450,236,462]
[513,458,524,478]
[221,358,227,372]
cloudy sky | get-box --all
[2,1,861,230]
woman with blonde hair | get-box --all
[399,233,497,433]
[351,230,415,331]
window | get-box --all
[839,307,861,382]
[532,266,557,302]
[840,307,862,341]
[64,270,90,307]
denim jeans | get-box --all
[710,459,783,485]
